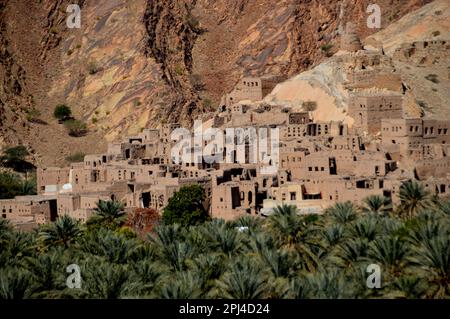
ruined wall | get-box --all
[349,93,403,134]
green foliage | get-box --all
[361,195,392,215]
[0,145,36,173]
[398,179,433,219]
[81,258,130,298]
[64,119,87,137]
[0,172,36,199]
[86,200,127,231]
[26,109,42,122]
[133,99,142,107]
[162,185,209,227]
[216,256,267,298]
[202,97,212,109]
[174,64,184,76]
[39,215,83,248]
[2,192,450,299]
[320,44,333,57]
[65,152,85,163]
[87,61,100,75]
[0,268,34,299]
[53,104,72,121]
[326,201,357,224]
[1,145,28,161]
[20,178,37,196]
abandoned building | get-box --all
[348,90,403,135]
[3,41,450,228]
[220,75,286,108]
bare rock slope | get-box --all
[266,0,450,124]
[0,0,435,166]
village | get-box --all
[2,24,450,229]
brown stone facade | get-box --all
[3,59,450,226]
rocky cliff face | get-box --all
[265,0,450,129]
[143,0,206,124]
[0,0,29,146]
[0,0,435,166]
[189,0,432,103]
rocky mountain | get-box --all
[0,0,436,166]
[265,0,450,124]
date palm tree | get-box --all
[81,229,138,264]
[157,271,202,299]
[186,253,226,297]
[216,256,268,299]
[39,215,83,248]
[361,195,392,215]
[286,275,312,299]
[230,215,264,231]
[305,268,349,299]
[378,217,404,237]
[321,224,345,247]
[398,180,433,219]
[0,268,33,299]
[161,241,195,272]
[202,220,244,257]
[366,235,408,276]
[407,211,445,247]
[150,224,183,248]
[0,231,36,268]
[408,234,450,298]
[267,204,302,247]
[387,276,427,299]
[332,238,369,268]
[348,215,379,242]
[81,258,130,299]
[267,205,321,271]
[272,203,298,215]
[184,226,210,254]
[326,201,357,225]
[25,251,67,298]
[436,198,450,216]
[125,260,163,297]
[257,245,292,278]
[0,218,13,250]
[88,200,126,229]
[20,179,36,196]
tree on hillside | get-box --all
[53,104,72,122]
[64,120,87,137]
[0,146,35,173]
[162,185,209,227]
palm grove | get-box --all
[0,146,37,199]
[0,180,449,299]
